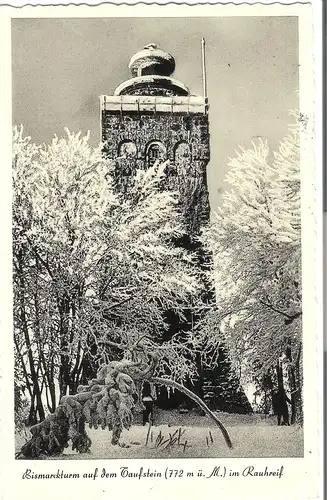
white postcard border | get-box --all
[0,3,323,500]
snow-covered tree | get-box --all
[13,127,204,421]
[201,115,303,423]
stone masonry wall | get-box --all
[102,110,210,233]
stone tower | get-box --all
[100,44,252,413]
[100,43,210,235]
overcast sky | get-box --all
[12,17,298,209]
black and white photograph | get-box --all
[0,2,322,499]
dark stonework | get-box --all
[102,111,210,233]
[102,112,210,163]
[100,44,252,413]
[119,81,188,97]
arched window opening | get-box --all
[146,141,166,168]
[174,141,191,164]
[118,140,137,159]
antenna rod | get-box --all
[201,37,207,100]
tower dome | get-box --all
[114,43,189,97]
[128,43,175,77]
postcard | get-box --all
[0,2,323,499]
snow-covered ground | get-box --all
[15,409,303,459]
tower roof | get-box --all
[128,43,175,77]
[114,43,189,97]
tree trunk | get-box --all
[13,334,33,399]
[152,376,233,449]
[274,360,289,424]
[294,343,303,424]
[27,392,37,426]
[285,342,303,424]
[58,296,72,399]
[48,377,57,413]
[288,366,297,424]
[16,250,45,422]
[69,341,84,395]
[35,389,45,422]
[44,378,56,414]
[33,258,56,413]
[276,360,284,392]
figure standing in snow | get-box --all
[272,389,291,426]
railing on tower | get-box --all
[100,95,208,115]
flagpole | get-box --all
[201,37,208,100]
